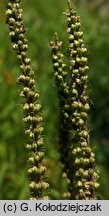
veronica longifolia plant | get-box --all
[6,0,49,200]
[50,0,99,200]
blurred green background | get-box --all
[0,0,109,199]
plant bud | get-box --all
[72,89,78,96]
[25,65,31,72]
[78,39,83,44]
[69,34,74,42]
[78,119,84,126]
[57,75,63,81]
[17,55,22,61]
[34,127,44,135]
[18,40,23,46]
[75,22,81,29]
[90,157,95,163]
[72,148,77,155]
[54,62,59,68]
[90,152,95,157]
[67,17,71,23]
[9,17,15,25]
[77,181,83,187]
[64,112,69,119]
[72,101,78,108]
[23,103,29,110]
[29,103,34,109]
[67,27,71,33]
[52,55,58,61]
[88,168,93,175]
[24,58,31,64]
[29,79,35,86]
[83,170,88,177]
[21,51,26,57]
[73,69,78,74]
[29,132,35,138]
[74,40,79,46]
[13,43,18,50]
[78,168,84,174]
[71,50,77,56]
[76,78,81,84]
[85,147,91,154]
[28,157,35,163]
[81,75,88,82]
[9,31,15,38]
[71,24,76,30]
[58,53,63,58]
[94,183,100,189]
[75,158,80,165]
[84,103,90,111]
[64,104,70,110]
[81,112,88,119]
[76,147,81,153]
[69,43,74,49]
[79,130,88,138]
[92,172,98,179]
[34,104,42,111]
[75,171,79,176]
[81,142,87,147]
[58,59,62,64]
[62,64,66,69]
[22,44,28,50]
[72,118,76,124]
[74,112,80,117]
[6,9,12,17]
[83,158,90,165]
[28,90,35,98]
[75,31,83,38]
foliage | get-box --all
[0,0,109,199]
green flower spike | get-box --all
[64,0,99,200]
[6,0,49,200]
[50,34,71,199]
[50,0,99,200]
